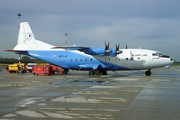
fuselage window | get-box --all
[90,59,92,61]
[80,59,82,61]
[70,59,72,61]
[85,59,87,61]
[75,59,77,61]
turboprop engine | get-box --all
[83,43,122,57]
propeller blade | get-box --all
[105,42,111,53]
[115,43,122,54]
[105,42,110,50]
[126,44,127,49]
[116,44,119,51]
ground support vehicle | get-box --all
[50,64,64,74]
[6,63,27,73]
[26,63,48,72]
[32,66,53,75]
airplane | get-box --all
[5,22,174,76]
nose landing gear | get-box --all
[145,69,151,76]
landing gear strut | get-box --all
[63,69,69,74]
[145,69,151,76]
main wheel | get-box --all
[89,70,94,75]
[95,70,100,75]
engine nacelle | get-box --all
[83,47,111,56]
[108,49,116,57]
[108,49,123,57]
[82,47,122,56]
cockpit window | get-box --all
[152,52,170,58]
[152,53,157,56]
[158,53,162,57]
[152,52,162,57]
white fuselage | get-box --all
[94,49,173,70]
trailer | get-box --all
[26,63,48,72]
[6,63,27,73]
[32,66,53,75]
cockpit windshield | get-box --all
[152,52,170,58]
[152,52,161,56]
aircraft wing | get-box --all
[51,45,122,57]
[51,45,89,50]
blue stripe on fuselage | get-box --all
[21,50,130,70]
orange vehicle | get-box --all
[50,64,64,73]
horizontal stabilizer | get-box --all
[4,50,27,52]
[4,50,28,55]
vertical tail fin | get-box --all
[14,22,54,50]
[17,22,35,45]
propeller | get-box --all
[105,42,111,61]
[115,44,122,61]
[105,42,111,54]
[115,44,122,54]
[126,44,128,49]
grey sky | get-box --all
[0,0,180,61]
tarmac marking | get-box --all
[112,78,139,81]
[39,108,116,119]
[3,113,17,117]
[40,111,74,119]
[51,96,128,104]
[16,110,46,118]
[72,91,116,95]
[41,108,118,111]
[146,86,180,89]
[90,86,144,89]
[152,79,170,81]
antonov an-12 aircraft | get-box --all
[5,22,174,76]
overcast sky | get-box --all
[0,0,180,61]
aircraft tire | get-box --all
[95,70,100,75]
[145,70,151,76]
[89,70,94,75]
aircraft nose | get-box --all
[170,57,174,62]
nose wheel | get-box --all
[145,69,151,76]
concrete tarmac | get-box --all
[0,67,180,120]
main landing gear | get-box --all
[145,69,151,76]
[89,70,107,75]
